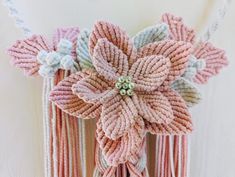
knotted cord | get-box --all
[2,1,231,177]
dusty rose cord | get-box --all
[4,1,231,177]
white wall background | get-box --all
[0,0,234,177]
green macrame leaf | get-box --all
[171,77,201,107]
[132,23,169,49]
[76,29,94,69]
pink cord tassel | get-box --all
[155,135,189,177]
[94,139,148,177]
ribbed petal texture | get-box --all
[7,35,52,76]
[49,71,101,119]
[172,78,201,107]
[193,42,228,84]
[145,89,193,135]
[132,23,169,49]
[138,40,192,86]
[161,13,195,43]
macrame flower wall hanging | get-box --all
[7,13,228,177]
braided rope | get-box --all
[200,0,231,42]
[3,0,32,37]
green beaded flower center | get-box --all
[115,76,135,96]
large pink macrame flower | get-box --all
[162,13,228,84]
[50,21,193,165]
[7,27,80,76]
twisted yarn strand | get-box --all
[200,0,231,42]
[3,0,32,37]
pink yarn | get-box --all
[50,21,193,166]
[7,27,80,76]
[162,13,228,84]
[193,42,228,84]
[7,35,52,76]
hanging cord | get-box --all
[3,0,32,37]
[199,0,231,42]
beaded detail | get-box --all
[115,76,134,96]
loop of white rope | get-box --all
[200,0,232,42]
[3,0,32,37]
[2,0,232,41]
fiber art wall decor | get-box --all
[4,0,230,176]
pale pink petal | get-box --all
[133,91,173,124]
[49,71,101,119]
[161,13,196,43]
[138,40,192,86]
[72,73,117,104]
[93,39,129,81]
[89,21,137,64]
[7,35,53,76]
[101,93,138,140]
[193,42,228,84]
[53,27,80,58]
[145,89,193,135]
[96,118,145,166]
[129,55,170,91]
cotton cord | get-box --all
[42,78,50,177]
[80,119,87,177]
[200,0,231,42]
[50,78,59,177]
[42,78,53,177]
[3,0,32,37]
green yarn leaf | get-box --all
[132,23,169,49]
[171,77,201,107]
[76,29,94,69]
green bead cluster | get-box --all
[115,76,134,96]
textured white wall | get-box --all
[0,0,234,177]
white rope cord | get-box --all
[42,78,50,177]
[51,78,58,177]
[200,0,232,42]
[3,0,32,37]
[43,78,53,177]
[169,136,176,177]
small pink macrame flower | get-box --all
[7,27,80,76]
[162,13,228,84]
[50,21,193,166]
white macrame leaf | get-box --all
[171,77,201,107]
[76,29,94,69]
[132,23,169,49]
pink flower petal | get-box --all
[53,27,80,58]
[72,73,117,104]
[161,13,196,43]
[89,21,137,64]
[138,40,192,86]
[96,118,145,166]
[129,55,170,91]
[145,89,193,135]
[133,91,174,124]
[7,35,53,76]
[101,93,138,140]
[93,39,129,81]
[49,71,101,119]
[193,42,228,84]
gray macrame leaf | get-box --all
[171,77,202,107]
[132,23,169,49]
[76,29,94,69]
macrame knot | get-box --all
[115,76,135,96]
[183,55,206,81]
[37,39,78,77]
